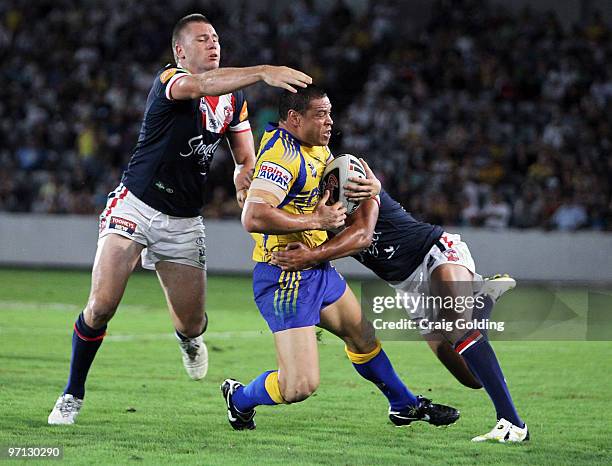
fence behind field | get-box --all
[1,213,611,282]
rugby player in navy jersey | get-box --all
[271,190,529,442]
[48,13,312,425]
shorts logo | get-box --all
[444,248,459,262]
[109,216,137,235]
[256,162,292,190]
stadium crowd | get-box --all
[2,0,611,230]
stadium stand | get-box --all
[1,0,610,229]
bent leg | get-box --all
[156,261,209,380]
[431,263,523,426]
[424,334,482,389]
[156,261,207,337]
[84,234,144,328]
[320,286,418,409]
[232,326,319,411]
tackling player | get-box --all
[48,13,312,425]
[271,190,529,443]
[221,86,460,430]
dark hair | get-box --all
[278,85,327,121]
[172,13,211,59]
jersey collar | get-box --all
[265,122,301,146]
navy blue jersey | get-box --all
[353,190,444,282]
[121,65,251,217]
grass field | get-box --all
[0,269,611,465]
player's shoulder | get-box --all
[150,64,191,101]
[257,123,302,165]
[156,64,190,84]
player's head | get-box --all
[172,14,220,73]
[278,86,333,146]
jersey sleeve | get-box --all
[152,66,190,101]
[229,90,251,133]
[252,134,301,200]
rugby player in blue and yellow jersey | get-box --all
[48,13,312,425]
[220,86,460,430]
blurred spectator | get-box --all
[481,192,512,230]
[550,195,588,231]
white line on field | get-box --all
[105,330,267,341]
[0,300,157,313]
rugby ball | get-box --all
[321,154,367,215]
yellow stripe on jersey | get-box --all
[250,125,331,263]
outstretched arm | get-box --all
[170,65,312,99]
[270,198,379,271]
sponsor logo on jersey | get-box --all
[109,216,137,235]
[154,180,174,194]
[180,136,222,175]
[256,162,292,190]
[160,68,178,84]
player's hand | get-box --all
[344,158,381,201]
[234,166,254,193]
[236,188,248,209]
[313,190,346,230]
[270,242,316,271]
[260,65,312,93]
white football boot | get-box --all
[472,418,529,443]
[178,334,208,380]
[481,274,516,302]
[48,393,83,425]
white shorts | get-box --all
[390,232,482,332]
[98,184,206,271]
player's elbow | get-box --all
[241,204,265,233]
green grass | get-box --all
[0,269,611,465]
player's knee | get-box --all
[86,295,119,326]
[281,376,319,403]
[341,320,377,354]
[345,335,377,355]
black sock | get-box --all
[64,313,106,399]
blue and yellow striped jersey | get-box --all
[250,123,333,263]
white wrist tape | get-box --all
[234,164,245,184]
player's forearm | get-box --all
[311,227,373,263]
[242,202,320,234]
[194,66,267,97]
